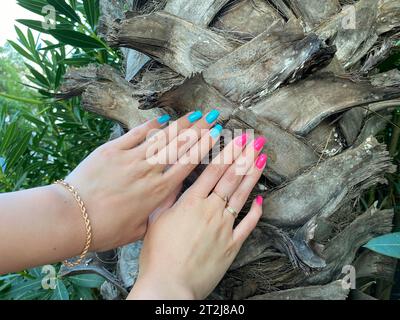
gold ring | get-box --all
[213,191,228,204]
[225,206,238,219]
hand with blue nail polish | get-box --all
[157,114,171,125]
[210,124,223,139]
[205,110,220,124]
[0,112,224,275]
[188,111,203,123]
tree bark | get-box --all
[60,0,400,300]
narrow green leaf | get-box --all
[38,43,64,51]
[55,64,65,89]
[7,131,31,170]
[16,19,48,33]
[27,29,36,50]
[0,282,11,293]
[25,64,50,88]
[8,40,36,63]
[14,25,29,48]
[73,286,95,300]
[83,0,100,30]
[51,280,69,300]
[63,57,94,66]
[364,232,400,259]
[48,0,81,24]
[5,278,42,300]
[16,0,49,16]
[28,267,43,279]
[69,0,77,9]
[0,122,17,155]
[49,29,105,49]
[67,274,105,288]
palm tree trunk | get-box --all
[60,0,400,300]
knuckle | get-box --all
[208,164,225,177]
[224,169,240,185]
[97,144,116,158]
[233,189,249,205]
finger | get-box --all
[137,110,203,158]
[163,124,223,184]
[232,195,263,247]
[113,114,171,150]
[224,154,267,224]
[190,132,250,198]
[154,109,221,169]
[212,136,266,201]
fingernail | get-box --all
[256,195,263,206]
[210,124,223,139]
[256,154,268,170]
[157,114,171,125]
[188,111,203,123]
[205,109,220,124]
[235,133,248,147]
[254,136,267,151]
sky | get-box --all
[0,0,41,46]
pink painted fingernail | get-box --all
[254,136,267,151]
[256,195,263,206]
[235,133,248,147]
[256,154,268,170]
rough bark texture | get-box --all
[247,280,349,300]
[60,0,400,300]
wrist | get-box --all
[128,274,195,300]
[47,183,91,254]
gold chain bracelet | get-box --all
[54,180,92,267]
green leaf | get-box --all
[4,278,42,300]
[55,64,65,89]
[14,25,29,48]
[25,64,50,88]
[16,0,49,16]
[48,0,81,24]
[16,19,49,33]
[63,57,94,66]
[51,279,69,300]
[67,274,105,288]
[28,267,43,279]
[49,29,105,49]
[73,285,95,300]
[27,29,36,50]
[364,232,400,259]
[38,43,64,51]
[0,92,44,105]
[6,131,31,170]
[0,122,17,155]
[83,0,100,30]
[69,0,77,9]
[8,40,36,63]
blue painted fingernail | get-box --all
[205,109,220,124]
[188,110,203,123]
[157,114,171,125]
[210,124,223,139]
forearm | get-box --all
[0,185,85,274]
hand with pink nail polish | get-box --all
[129,135,267,300]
